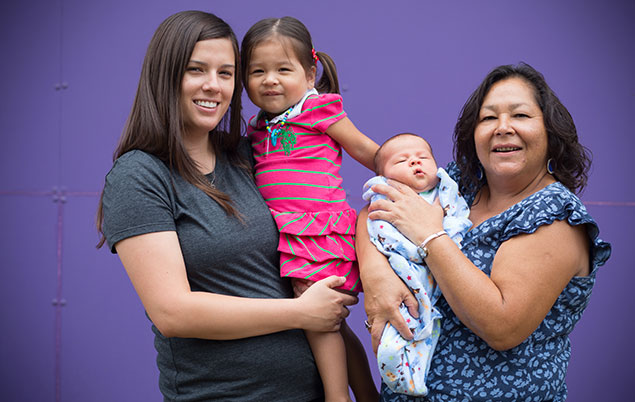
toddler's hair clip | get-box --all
[311,48,319,63]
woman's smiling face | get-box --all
[180,38,236,138]
[474,77,549,183]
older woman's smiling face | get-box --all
[474,77,549,184]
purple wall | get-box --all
[1,1,632,400]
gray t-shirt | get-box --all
[102,139,322,401]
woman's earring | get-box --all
[547,158,555,175]
[476,164,484,181]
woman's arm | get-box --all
[116,231,357,340]
[326,117,378,171]
[356,206,419,353]
[368,180,590,351]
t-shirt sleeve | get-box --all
[102,151,176,253]
[300,93,347,133]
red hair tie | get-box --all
[311,48,319,63]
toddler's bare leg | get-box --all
[305,330,352,402]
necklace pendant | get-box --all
[271,130,278,146]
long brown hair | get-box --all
[241,16,340,94]
[96,10,245,248]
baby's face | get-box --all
[380,135,439,192]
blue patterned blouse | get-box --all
[381,162,611,402]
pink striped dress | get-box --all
[247,92,360,292]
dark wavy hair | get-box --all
[241,16,340,94]
[453,62,591,195]
[96,10,245,248]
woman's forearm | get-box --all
[356,207,419,351]
[416,234,508,345]
[157,292,301,339]
[415,221,588,351]
[117,231,356,340]
[155,283,351,339]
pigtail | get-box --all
[314,51,340,94]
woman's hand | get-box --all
[295,276,358,332]
[367,179,444,245]
[363,266,419,353]
[356,206,419,353]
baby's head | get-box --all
[374,133,439,193]
[241,17,339,116]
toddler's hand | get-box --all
[291,278,313,297]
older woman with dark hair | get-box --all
[357,63,611,401]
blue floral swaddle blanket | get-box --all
[362,168,471,396]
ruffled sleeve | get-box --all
[499,183,611,271]
[295,93,347,133]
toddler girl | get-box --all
[242,16,379,402]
